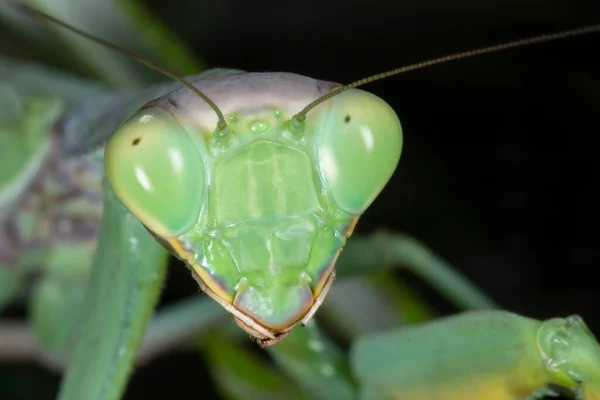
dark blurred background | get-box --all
[1,0,600,398]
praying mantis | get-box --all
[1,1,600,399]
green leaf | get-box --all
[24,0,172,88]
[113,0,205,76]
[57,180,168,400]
[318,276,402,342]
[337,232,497,310]
[267,322,356,400]
[30,275,87,360]
[0,267,22,313]
[368,273,435,325]
[138,297,227,363]
[0,56,109,101]
[201,329,308,400]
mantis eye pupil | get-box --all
[344,115,351,123]
[132,137,142,146]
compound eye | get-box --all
[104,107,205,238]
[315,89,403,214]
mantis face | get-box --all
[105,72,402,344]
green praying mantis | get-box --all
[1,1,600,399]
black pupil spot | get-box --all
[344,115,351,123]
[132,137,141,146]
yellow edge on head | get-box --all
[166,218,356,309]
[166,238,234,303]
[312,248,341,298]
[312,216,358,298]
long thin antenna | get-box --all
[296,24,600,120]
[16,2,227,129]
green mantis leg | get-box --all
[336,231,498,310]
[56,181,168,400]
[351,311,600,400]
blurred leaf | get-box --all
[57,181,168,400]
[2,0,204,87]
[0,267,22,313]
[202,329,308,400]
[337,232,497,310]
[267,322,356,400]
[113,0,205,75]
[318,271,435,347]
[24,0,170,87]
[30,275,86,360]
[138,297,227,364]
[0,2,61,58]
[368,273,436,324]
[0,93,63,314]
[0,55,109,100]
[29,238,95,360]
[319,276,402,342]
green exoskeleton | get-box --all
[2,3,600,400]
[352,311,600,400]
[105,71,402,345]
